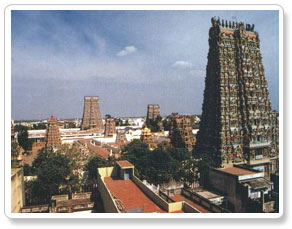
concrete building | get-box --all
[97,160,201,213]
[11,168,25,213]
[209,165,275,212]
[50,193,94,213]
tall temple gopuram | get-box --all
[81,96,103,130]
[195,17,279,177]
[45,116,61,148]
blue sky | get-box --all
[11,10,279,120]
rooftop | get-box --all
[171,195,211,213]
[104,177,166,213]
[219,167,257,176]
[116,160,134,169]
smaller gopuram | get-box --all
[104,115,116,137]
[140,126,155,149]
[169,113,195,151]
[45,116,61,148]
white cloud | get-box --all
[172,61,193,69]
[116,46,137,57]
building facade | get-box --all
[81,96,103,130]
[195,17,279,176]
[169,113,195,151]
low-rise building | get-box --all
[97,160,200,213]
[209,165,275,212]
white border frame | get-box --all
[4,4,284,219]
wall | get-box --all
[131,175,169,211]
[182,202,200,213]
[11,168,24,213]
[97,174,119,213]
[97,166,117,178]
[209,169,244,212]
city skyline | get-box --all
[12,10,279,120]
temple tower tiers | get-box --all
[146,104,161,121]
[169,113,195,152]
[195,17,279,175]
[104,115,116,137]
[81,96,103,130]
[45,116,61,148]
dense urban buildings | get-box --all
[195,17,279,177]
[45,116,61,148]
[81,96,103,130]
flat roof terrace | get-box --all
[171,195,211,213]
[219,167,256,176]
[104,177,166,213]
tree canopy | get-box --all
[120,140,199,186]
[85,155,113,182]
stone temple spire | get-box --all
[45,116,61,148]
[81,96,103,131]
[195,17,278,178]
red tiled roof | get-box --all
[171,195,211,213]
[220,167,256,176]
[116,160,134,168]
[104,177,166,213]
[87,144,109,159]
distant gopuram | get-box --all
[169,113,195,152]
[45,116,61,148]
[81,96,103,130]
[104,115,116,137]
[195,17,279,176]
[146,104,161,121]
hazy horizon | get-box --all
[12,10,279,120]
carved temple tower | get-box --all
[45,116,61,148]
[195,17,279,176]
[81,96,103,130]
[104,115,116,137]
[169,113,195,151]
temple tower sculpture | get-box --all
[45,116,61,148]
[195,17,279,176]
[169,113,195,151]
[104,115,116,137]
[81,96,103,130]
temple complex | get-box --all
[45,116,61,148]
[104,115,116,137]
[81,96,103,130]
[169,113,195,151]
[195,17,279,177]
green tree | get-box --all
[23,164,35,176]
[85,156,113,182]
[31,152,74,204]
[17,127,32,152]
